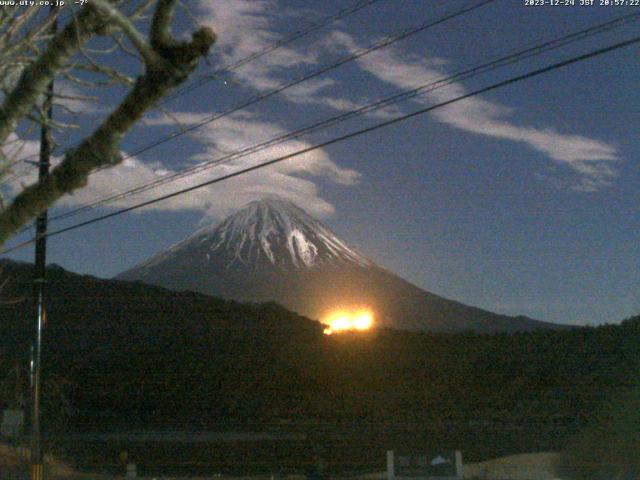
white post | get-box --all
[387,450,395,480]
[455,450,463,479]
[126,462,137,478]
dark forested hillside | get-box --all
[1,260,639,464]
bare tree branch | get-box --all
[0,1,216,244]
[90,0,162,66]
[0,6,102,145]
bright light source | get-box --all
[323,308,374,335]
[353,311,373,330]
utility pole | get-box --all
[30,6,57,480]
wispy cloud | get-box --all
[54,80,106,116]
[0,134,41,189]
[350,45,619,190]
[196,0,619,190]
[194,0,388,115]
[10,111,360,219]
[196,0,321,91]
[1,133,41,165]
[4,0,622,221]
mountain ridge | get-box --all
[118,198,567,333]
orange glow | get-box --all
[323,309,374,335]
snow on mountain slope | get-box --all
[130,197,371,274]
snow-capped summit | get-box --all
[201,198,370,270]
[133,197,370,273]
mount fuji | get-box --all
[118,198,563,333]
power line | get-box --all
[45,11,640,223]
[87,0,496,174]
[2,33,638,256]
[0,0,386,182]
[6,0,500,239]
[27,0,496,218]
[160,0,387,106]
[4,0,496,212]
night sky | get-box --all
[2,0,639,326]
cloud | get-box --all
[196,0,320,92]
[5,0,621,219]
[194,0,384,114]
[1,133,41,164]
[352,45,619,190]
[0,134,41,191]
[184,112,359,181]
[194,1,619,190]
[54,80,103,116]
[1,112,361,219]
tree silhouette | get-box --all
[0,1,215,245]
